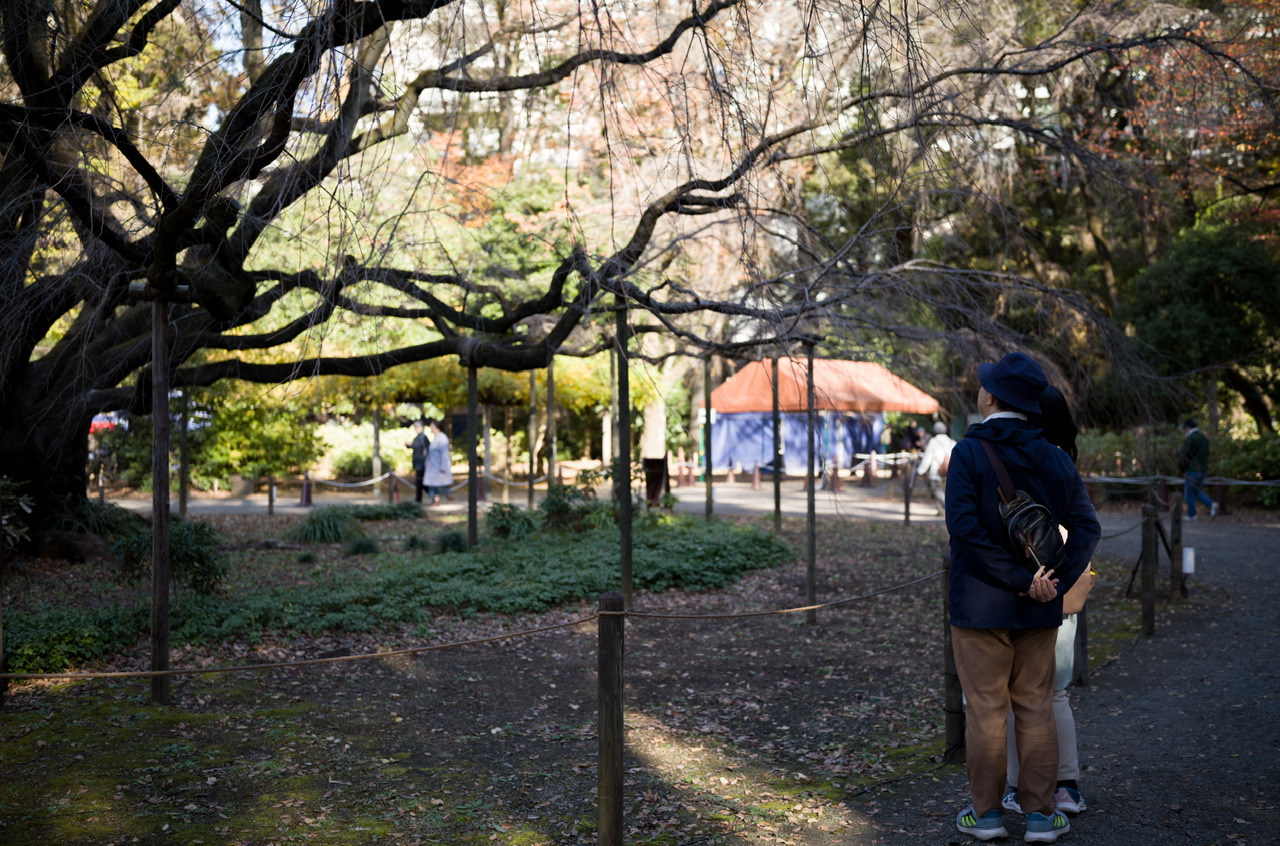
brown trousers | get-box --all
[951,625,1058,816]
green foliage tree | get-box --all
[1121,222,1280,433]
[101,386,323,488]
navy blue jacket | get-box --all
[945,417,1100,630]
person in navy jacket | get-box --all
[946,352,1100,843]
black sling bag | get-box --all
[977,439,1065,574]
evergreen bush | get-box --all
[109,519,228,595]
[287,507,363,544]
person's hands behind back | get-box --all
[1024,566,1060,603]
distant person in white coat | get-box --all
[917,421,955,514]
[422,418,454,505]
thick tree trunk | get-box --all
[0,400,93,523]
[1221,366,1275,435]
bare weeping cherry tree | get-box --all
[1,0,1266,521]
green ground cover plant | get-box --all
[286,503,422,544]
[6,516,789,673]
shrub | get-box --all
[287,506,363,544]
[404,534,427,550]
[169,520,230,594]
[110,519,229,595]
[43,498,146,540]
[1077,426,1182,479]
[98,388,324,490]
[1,476,33,550]
[346,536,381,556]
[332,450,396,479]
[581,499,616,530]
[537,482,596,532]
[343,501,423,521]
[486,503,541,540]
[1215,432,1280,507]
[437,530,467,553]
[1078,427,1280,508]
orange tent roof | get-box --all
[708,358,939,414]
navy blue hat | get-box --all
[978,352,1047,415]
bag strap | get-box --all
[977,439,1016,506]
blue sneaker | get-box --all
[957,806,1008,841]
[1023,810,1070,843]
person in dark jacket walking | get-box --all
[946,353,1100,843]
[406,420,428,503]
[1178,419,1217,521]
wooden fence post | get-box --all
[467,366,479,550]
[941,557,964,763]
[598,591,625,846]
[1170,505,1184,599]
[1141,504,1157,636]
[903,464,914,525]
[149,296,172,707]
[805,343,817,626]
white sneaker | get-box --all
[1001,785,1023,813]
[1185,514,1198,522]
[1210,501,1219,518]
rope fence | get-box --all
[313,472,395,488]
[483,471,552,487]
[1086,473,1280,486]
[0,616,597,681]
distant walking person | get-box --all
[1179,419,1217,522]
[916,421,955,514]
[407,420,429,503]
[423,418,454,505]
